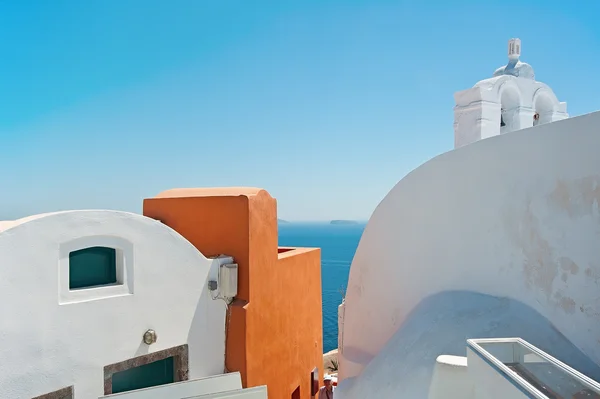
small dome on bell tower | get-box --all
[493,38,535,80]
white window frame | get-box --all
[58,235,134,304]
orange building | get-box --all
[144,187,324,398]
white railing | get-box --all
[467,338,600,398]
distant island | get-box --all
[330,220,359,225]
[277,219,290,224]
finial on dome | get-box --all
[508,38,521,61]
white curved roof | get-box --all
[0,210,149,234]
[0,212,69,233]
[338,111,600,391]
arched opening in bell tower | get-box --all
[534,92,555,126]
[499,85,521,134]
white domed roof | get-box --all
[492,38,535,80]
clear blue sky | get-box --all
[1,0,599,221]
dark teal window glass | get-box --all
[69,246,117,289]
[111,357,175,394]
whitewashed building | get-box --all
[0,210,265,398]
[336,39,600,398]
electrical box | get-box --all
[218,263,238,298]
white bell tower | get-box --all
[453,39,569,148]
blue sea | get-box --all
[278,222,366,353]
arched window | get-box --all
[534,92,554,126]
[69,246,118,289]
[500,86,521,133]
[59,236,134,304]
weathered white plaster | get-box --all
[338,301,346,355]
[0,210,227,398]
[336,291,600,398]
[337,111,600,397]
[454,39,568,148]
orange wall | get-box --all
[143,188,323,398]
[248,247,323,397]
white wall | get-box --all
[337,111,600,395]
[428,355,473,399]
[0,210,227,398]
